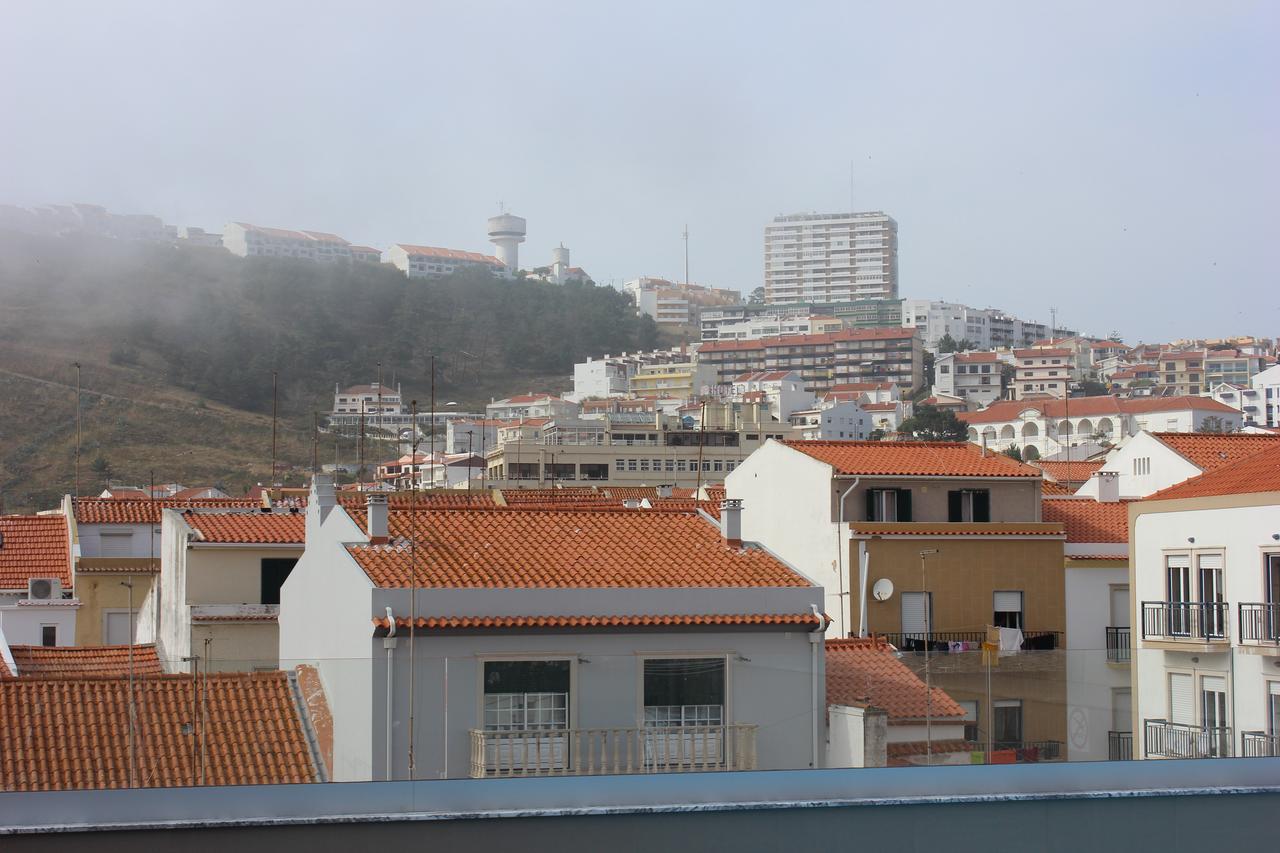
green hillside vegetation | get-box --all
[0,231,660,510]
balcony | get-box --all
[1238,603,1280,647]
[1241,731,1279,757]
[988,740,1064,763]
[881,630,1061,652]
[1143,720,1232,759]
[469,724,758,778]
[1140,601,1230,645]
[1105,626,1131,663]
[1108,730,1133,761]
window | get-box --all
[483,660,571,731]
[939,365,950,374]
[866,488,911,521]
[41,625,57,647]
[948,489,990,522]
[959,700,980,741]
[104,609,134,644]
[260,558,297,605]
[643,658,725,727]
[1133,457,1151,476]
[900,591,931,636]
[994,590,1024,629]
[99,531,134,557]
[993,699,1023,745]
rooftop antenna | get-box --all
[312,412,319,475]
[271,371,278,487]
[683,225,689,288]
[120,577,136,787]
[850,159,855,213]
[73,362,81,497]
[408,399,419,779]
[377,360,383,450]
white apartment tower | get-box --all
[764,211,898,305]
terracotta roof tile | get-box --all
[1040,481,1074,495]
[6,644,163,678]
[850,522,1065,538]
[336,492,497,509]
[1151,432,1280,472]
[783,440,1041,478]
[0,515,71,590]
[1032,460,1104,483]
[374,613,824,633]
[1145,445,1280,501]
[74,498,260,525]
[0,673,319,790]
[959,395,1235,425]
[183,510,305,544]
[348,509,811,589]
[826,638,965,720]
[1041,498,1130,543]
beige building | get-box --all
[1157,350,1206,396]
[1013,348,1074,399]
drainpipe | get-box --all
[384,606,397,781]
[858,543,870,638]
[809,604,825,769]
[836,478,859,637]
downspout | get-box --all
[384,606,397,781]
[809,603,825,769]
[836,478,860,637]
[858,543,870,638]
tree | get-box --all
[1002,445,1023,462]
[1199,415,1233,434]
[1078,379,1109,397]
[867,428,887,442]
[922,350,936,390]
[936,334,975,354]
[897,404,969,442]
[747,287,765,304]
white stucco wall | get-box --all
[1065,564,1131,761]
[1076,433,1203,499]
[0,602,77,646]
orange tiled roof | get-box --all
[374,613,824,633]
[850,522,1065,538]
[826,638,965,720]
[1145,445,1280,501]
[6,644,163,678]
[182,510,305,544]
[1152,432,1280,472]
[1032,460,1104,482]
[783,440,1041,478]
[1041,481,1074,495]
[0,673,319,791]
[1041,498,1130,543]
[74,498,260,525]
[959,395,1236,425]
[0,515,71,590]
[394,244,504,265]
[336,492,497,509]
[348,509,812,589]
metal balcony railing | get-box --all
[1140,601,1230,642]
[469,724,758,778]
[1108,730,1133,761]
[1241,731,1279,757]
[1143,720,1233,759]
[1238,603,1280,645]
[1105,626,1131,663]
[882,631,1061,652]
[989,740,1063,762]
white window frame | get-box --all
[635,652,732,729]
[476,654,579,733]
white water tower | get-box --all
[551,243,570,283]
[487,213,526,272]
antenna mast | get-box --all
[271,371,278,487]
[683,225,689,288]
[408,399,419,779]
[73,362,81,496]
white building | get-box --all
[764,212,897,305]
[178,226,223,247]
[900,300,1069,351]
[1075,431,1280,500]
[706,313,846,342]
[223,222,358,261]
[624,278,740,326]
[1207,383,1263,427]
[567,348,698,402]
[0,514,77,648]
[788,400,870,441]
[933,351,1005,409]
[386,244,507,278]
[1013,348,1074,400]
[1251,363,1280,428]
[279,480,829,781]
[1129,445,1280,759]
[729,370,814,421]
[486,393,579,421]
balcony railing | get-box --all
[1108,730,1133,761]
[989,740,1064,762]
[1241,731,1279,757]
[1140,601,1230,642]
[469,724,758,778]
[1238,603,1280,645]
[1105,626,1131,663]
[1143,720,1233,759]
[882,630,1061,652]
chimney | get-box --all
[1094,470,1120,503]
[656,484,674,499]
[720,499,743,548]
[366,494,389,543]
[306,474,337,542]
[622,499,643,509]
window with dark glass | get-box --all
[643,658,725,727]
[483,660,571,731]
[948,489,990,522]
[993,590,1024,629]
[866,488,911,521]
[260,558,298,605]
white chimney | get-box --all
[306,474,337,541]
[1094,470,1120,503]
[656,484,674,499]
[720,499,743,547]
[366,494,389,543]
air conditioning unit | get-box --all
[28,578,61,601]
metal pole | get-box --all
[695,401,707,493]
[121,579,135,787]
[408,399,418,779]
[467,432,473,493]
[271,371,278,486]
[73,362,81,496]
[920,549,939,763]
[358,400,366,490]
[312,412,319,475]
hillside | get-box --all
[0,231,661,511]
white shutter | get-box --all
[99,532,133,557]
[1166,554,1191,570]
[994,591,1024,614]
[901,592,929,634]
[105,611,133,645]
[1112,690,1132,734]
[1110,586,1130,628]
[1197,554,1223,571]
[1170,673,1193,724]
[1270,682,1280,698]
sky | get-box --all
[1,1,1276,343]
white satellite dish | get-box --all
[872,578,895,601]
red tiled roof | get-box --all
[953,351,1000,363]
[1015,348,1073,358]
[1032,460,1104,482]
[348,509,812,589]
[0,673,319,790]
[74,498,260,525]
[6,644,163,678]
[782,440,1041,478]
[373,613,824,633]
[1041,498,1130,543]
[849,522,1064,538]
[0,515,71,590]
[1151,432,1280,472]
[826,638,965,720]
[1041,481,1074,495]
[958,395,1237,425]
[182,511,305,544]
[394,244,504,265]
[1144,445,1280,501]
[336,492,497,510]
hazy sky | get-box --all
[2,1,1276,343]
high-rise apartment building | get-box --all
[764,212,898,305]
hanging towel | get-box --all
[949,641,966,654]
[998,626,1024,655]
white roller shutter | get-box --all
[99,532,133,557]
[1197,554,1223,570]
[1110,586,1130,628]
[994,591,1024,614]
[1169,673,1193,724]
[901,592,930,635]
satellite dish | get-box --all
[872,578,895,601]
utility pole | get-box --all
[73,362,81,496]
[121,579,135,788]
[920,549,939,764]
[683,225,689,288]
[312,412,319,475]
[271,371,278,487]
[408,399,418,779]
